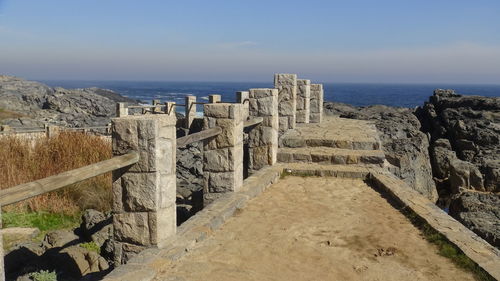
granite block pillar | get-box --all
[310,84,324,123]
[274,74,297,134]
[209,94,221,103]
[248,88,279,172]
[236,91,250,121]
[112,113,177,265]
[165,102,176,117]
[203,103,244,205]
[296,79,310,123]
[116,102,129,117]
[185,95,196,130]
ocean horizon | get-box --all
[41,80,500,112]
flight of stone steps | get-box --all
[277,116,386,167]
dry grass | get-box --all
[0,132,112,215]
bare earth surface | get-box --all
[155,177,475,281]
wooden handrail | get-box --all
[176,127,222,147]
[244,117,263,128]
[0,152,139,206]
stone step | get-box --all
[281,137,381,150]
[278,163,372,179]
[277,147,385,165]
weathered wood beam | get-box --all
[176,127,222,147]
[0,152,139,206]
[244,117,263,128]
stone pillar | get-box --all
[209,94,221,103]
[236,91,249,121]
[152,99,161,114]
[248,89,279,172]
[165,102,176,117]
[112,113,177,265]
[296,79,310,123]
[185,95,196,129]
[203,103,244,205]
[116,102,129,117]
[274,74,297,134]
[310,84,324,123]
[46,125,60,138]
[0,209,4,281]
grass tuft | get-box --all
[79,241,101,254]
[402,208,495,281]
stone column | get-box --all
[296,79,310,123]
[203,103,244,205]
[152,99,161,114]
[236,91,249,121]
[274,74,297,134]
[248,89,279,172]
[165,102,176,117]
[209,94,221,103]
[185,95,196,129]
[310,84,324,123]
[46,125,60,138]
[0,209,4,281]
[112,113,177,265]
[116,102,129,117]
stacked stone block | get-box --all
[274,74,297,134]
[203,103,244,205]
[248,88,279,172]
[296,79,311,123]
[310,84,324,123]
[209,94,221,103]
[185,95,197,129]
[236,91,250,121]
[112,114,177,265]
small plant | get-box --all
[29,270,57,281]
[402,208,495,281]
[79,241,101,254]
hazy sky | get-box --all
[1,0,499,83]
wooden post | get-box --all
[116,102,129,117]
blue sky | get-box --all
[0,0,499,83]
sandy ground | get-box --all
[156,177,475,281]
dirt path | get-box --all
[156,177,475,281]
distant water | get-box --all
[42,80,500,111]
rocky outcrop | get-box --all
[416,89,500,193]
[449,192,500,248]
[0,75,138,128]
[324,102,438,202]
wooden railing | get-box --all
[0,152,139,206]
[176,127,222,147]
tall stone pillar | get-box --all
[152,99,161,113]
[116,102,129,117]
[203,103,244,205]
[112,113,177,265]
[248,88,279,172]
[274,74,297,134]
[236,91,249,121]
[296,79,310,123]
[310,84,324,123]
[185,95,197,130]
[165,102,176,117]
[209,94,221,103]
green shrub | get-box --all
[79,241,101,254]
[29,270,57,281]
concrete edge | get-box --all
[102,165,282,281]
[369,170,500,280]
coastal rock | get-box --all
[80,209,113,247]
[324,102,438,202]
[449,192,500,248]
[0,75,138,128]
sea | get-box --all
[41,80,500,113]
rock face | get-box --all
[324,102,438,202]
[417,89,500,194]
[415,89,500,248]
[0,75,137,128]
[449,192,500,248]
